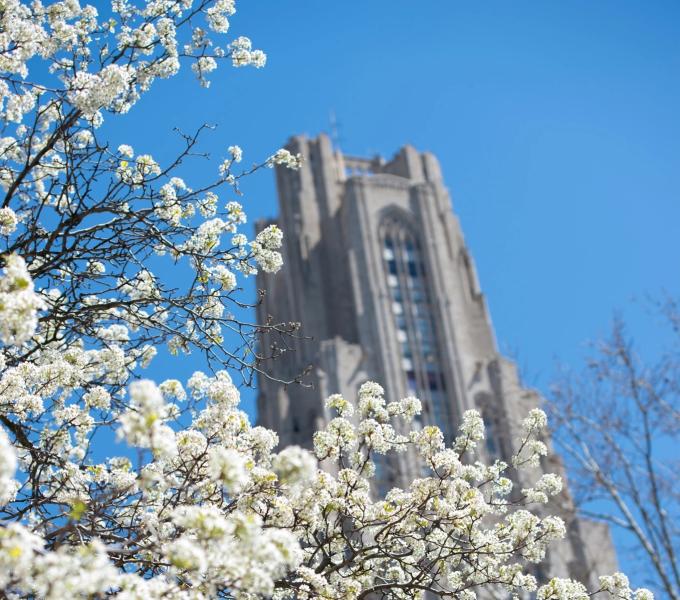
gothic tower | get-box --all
[256,133,617,585]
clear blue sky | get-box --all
[109,0,680,580]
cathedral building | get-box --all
[256,133,617,585]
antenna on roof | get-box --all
[329,109,342,150]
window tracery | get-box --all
[381,215,455,444]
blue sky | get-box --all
[110,0,680,580]
[118,0,680,393]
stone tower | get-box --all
[256,133,617,585]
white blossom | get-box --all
[251,224,283,273]
[117,144,134,158]
[208,446,249,492]
[0,254,46,345]
[0,427,17,505]
[537,578,589,600]
[267,148,303,170]
[0,208,18,235]
[272,445,318,486]
[228,144,243,163]
[118,379,177,459]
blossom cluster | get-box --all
[267,148,304,170]
[0,255,46,346]
[0,0,266,129]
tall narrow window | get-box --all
[381,217,455,444]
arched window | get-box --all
[381,215,455,444]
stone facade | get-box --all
[256,133,617,586]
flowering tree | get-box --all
[0,0,654,598]
[549,302,680,600]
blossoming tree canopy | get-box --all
[0,0,304,378]
[0,0,653,598]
